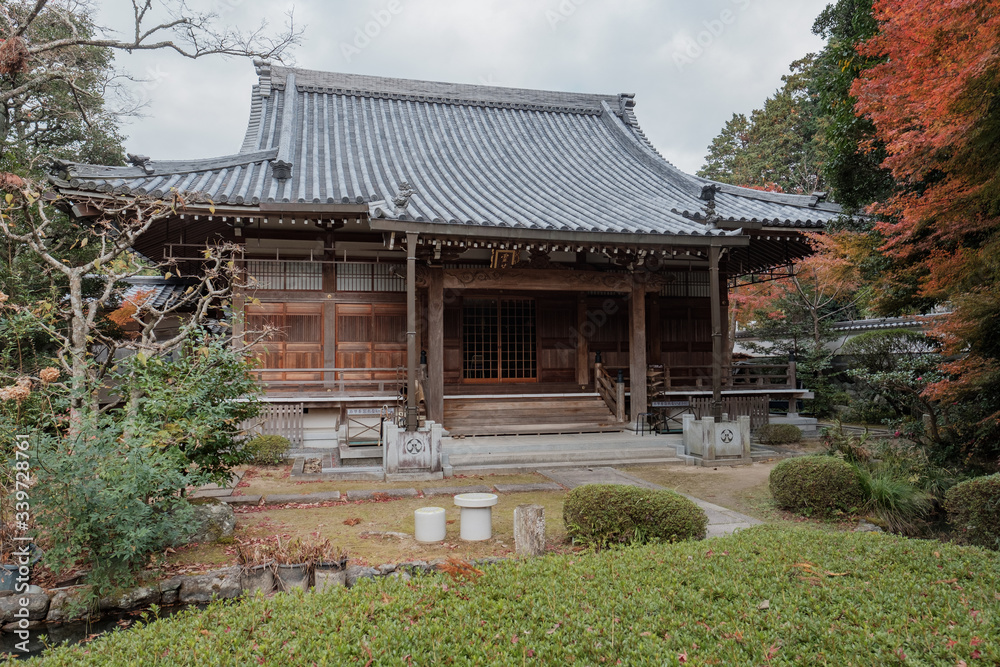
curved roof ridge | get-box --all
[267,64,618,114]
[57,149,279,180]
[597,100,705,194]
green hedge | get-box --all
[755,423,803,445]
[562,483,707,547]
[769,455,864,516]
[946,473,1000,551]
[24,526,1000,666]
[243,435,290,465]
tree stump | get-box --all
[514,504,545,556]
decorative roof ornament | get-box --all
[809,191,829,208]
[271,160,293,181]
[254,58,273,97]
[127,153,155,175]
[392,181,416,211]
[701,184,721,229]
[370,181,418,218]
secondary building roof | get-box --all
[50,62,841,241]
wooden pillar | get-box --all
[576,295,589,387]
[406,232,419,431]
[648,295,662,366]
[629,276,647,421]
[709,245,723,420]
[322,236,336,386]
[427,268,445,424]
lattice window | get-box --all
[335,262,405,292]
[462,299,536,381]
[245,260,322,291]
[660,272,711,298]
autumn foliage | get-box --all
[851,0,1000,464]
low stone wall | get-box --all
[0,558,506,633]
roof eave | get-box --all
[368,217,749,247]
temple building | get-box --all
[49,62,841,472]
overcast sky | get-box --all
[99,0,830,175]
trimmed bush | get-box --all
[562,483,707,547]
[244,435,290,465]
[946,474,1000,550]
[755,423,803,445]
[769,456,864,516]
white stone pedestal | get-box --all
[454,493,498,541]
[414,507,447,543]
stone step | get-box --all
[443,438,683,456]
[446,457,685,476]
[445,447,685,467]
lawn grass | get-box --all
[25,525,1000,666]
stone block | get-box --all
[422,485,491,497]
[178,567,242,604]
[263,491,341,505]
[494,483,563,494]
[222,494,262,506]
[346,488,418,501]
[0,593,49,623]
[345,565,378,588]
[99,586,160,611]
[186,501,237,544]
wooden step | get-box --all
[447,423,627,437]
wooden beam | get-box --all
[629,276,647,421]
[427,269,445,423]
[576,295,589,387]
[406,232,418,431]
[437,267,671,292]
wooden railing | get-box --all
[648,363,796,393]
[594,362,626,423]
[253,368,405,394]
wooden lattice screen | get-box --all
[243,403,305,448]
[690,395,770,430]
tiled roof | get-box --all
[50,63,842,237]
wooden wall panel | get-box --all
[538,299,575,383]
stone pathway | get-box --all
[539,466,762,538]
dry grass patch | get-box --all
[170,490,568,570]
[235,465,547,497]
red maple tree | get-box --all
[852,0,1000,463]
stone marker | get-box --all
[514,504,546,556]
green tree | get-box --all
[698,57,825,195]
[810,0,895,215]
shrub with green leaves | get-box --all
[32,419,199,596]
[563,483,706,547]
[20,526,1000,666]
[769,455,864,516]
[244,435,290,465]
[755,423,803,445]
[946,474,1000,550]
